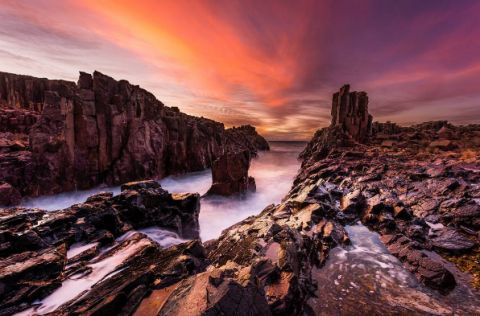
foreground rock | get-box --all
[206,150,256,196]
[0,71,269,203]
[0,180,202,314]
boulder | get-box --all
[206,150,256,196]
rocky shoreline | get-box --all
[1,84,480,315]
[0,71,269,203]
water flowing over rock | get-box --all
[0,71,269,203]
[206,150,256,196]
[2,83,480,315]
[0,180,202,314]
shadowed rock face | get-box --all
[0,71,269,202]
[331,84,372,143]
[206,150,256,196]
[300,85,373,163]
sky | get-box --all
[1,0,479,140]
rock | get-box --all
[381,234,456,290]
[429,139,457,151]
[156,268,272,316]
[225,125,270,155]
[430,229,475,252]
[299,84,373,162]
[206,150,256,196]
[0,245,66,311]
[0,182,21,206]
[331,84,372,143]
[0,71,269,202]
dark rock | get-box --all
[331,84,372,143]
[0,182,21,206]
[430,229,475,252]
[0,71,269,202]
[206,150,256,196]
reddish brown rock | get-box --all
[206,150,256,196]
[331,84,372,143]
[0,182,21,206]
[0,71,269,202]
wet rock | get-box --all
[0,244,66,311]
[381,234,456,290]
[430,229,475,252]
[206,150,256,196]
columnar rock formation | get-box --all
[300,85,373,163]
[331,84,372,142]
[2,84,480,315]
[206,150,256,196]
[0,71,269,203]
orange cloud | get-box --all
[76,0,309,107]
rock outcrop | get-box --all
[331,84,372,142]
[0,180,202,314]
[2,84,480,315]
[300,85,372,163]
[206,150,256,196]
[0,71,269,203]
[298,85,480,295]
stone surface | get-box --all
[2,82,480,315]
[0,71,269,202]
[206,150,256,196]
[0,181,204,314]
[331,84,372,142]
[0,182,21,206]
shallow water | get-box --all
[309,223,480,315]
[16,227,186,316]
[21,142,305,241]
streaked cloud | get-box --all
[1,0,479,140]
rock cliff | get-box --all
[2,85,480,315]
[0,71,269,202]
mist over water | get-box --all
[161,141,305,240]
[20,142,305,241]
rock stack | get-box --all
[300,84,373,163]
[206,150,256,196]
[331,84,372,142]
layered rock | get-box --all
[298,86,480,296]
[206,150,256,196]
[3,83,480,315]
[300,85,372,163]
[0,71,269,203]
[331,84,372,142]
[0,180,202,314]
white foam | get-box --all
[138,227,187,248]
[67,242,99,259]
[17,236,150,315]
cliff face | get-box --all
[2,85,480,315]
[0,71,268,200]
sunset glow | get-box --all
[1,0,479,139]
